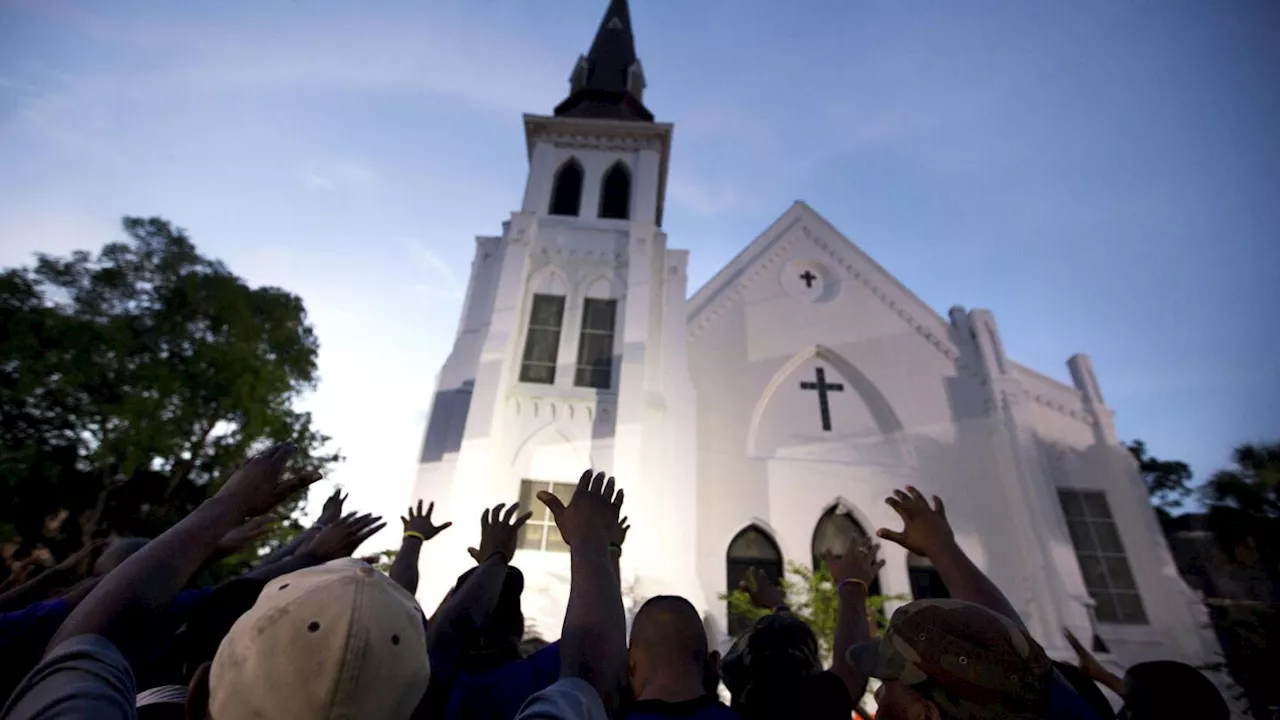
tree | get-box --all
[1127,440,1195,518]
[1201,442,1280,720]
[0,217,339,578]
[720,561,904,661]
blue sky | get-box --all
[1,0,1277,547]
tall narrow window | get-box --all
[549,159,583,216]
[519,294,565,384]
[812,506,882,595]
[518,479,575,552]
[1059,489,1148,624]
[726,526,782,636]
[598,162,631,220]
[574,298,617,388]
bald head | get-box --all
[630,595,708,668]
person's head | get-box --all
[453,564,526,671]
[1121,660,1228,720]
[849,599,1052,720]
[721,610,822,714]
[93,537,149,576]
[185,558,430,720]
[628,595,711,699]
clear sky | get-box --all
[1,0,1277,551]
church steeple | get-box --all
[554,0,654,122]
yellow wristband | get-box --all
[838,578,869,593]
[404,531,427,542]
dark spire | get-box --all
[553,0,654,122]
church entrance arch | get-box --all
[811,505,882,596]
[726,525,783,636]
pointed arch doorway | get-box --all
[812,505,883,596]
[725,525,783,636]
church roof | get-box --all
[553,0,655,123]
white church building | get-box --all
[411,0,1223,679]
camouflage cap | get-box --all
[847,599,1052,720]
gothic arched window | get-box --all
[549,158,583,217]
[908,552,949,600]
[598,162,631,220]
[812,506,882,595]
[726,525,782,636]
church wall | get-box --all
[688,216,1037,643]
[1021,379,1227,684]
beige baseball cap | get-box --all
[209,557,430,719]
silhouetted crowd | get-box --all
[0,444,1233,719]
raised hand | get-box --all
[1064,628,1108,680]
[823,536,883,588]
[318,488,348,526]
[537,469,623,547]
[217,443,323,517]
[610,515,630,549]
[876,485,955,558]
[215,516,276,556]
[298,512,386,562]
[402,499,453,542]
[467,503,533,564]
[740,566,786,610]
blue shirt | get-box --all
[1046,676,1109,720]
[446,641,562,720]
[0,587,215,704]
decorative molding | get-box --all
[689,225,961,366]
[507,394,612,424]
[547,134,661,153]
[1028,393,1096,425]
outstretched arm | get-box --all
[255,487,346,566]
[1065,628,1125,696]
[824,539,882,702]
[48,444,320,656]
[426,502,530,648]
[877,486,1024,630]
[244,512,385,583]
[539,470,628,713]
[390,500,452,595]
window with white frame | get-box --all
[519,294,566,384]
[517,479,575,552]
[1059,489,1148,624]
[574,298,617,389]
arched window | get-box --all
[598,162,631,220]
[549,159,583,216]
[726,526,783,636]
[908,552,949,599]
[812,506,882,595]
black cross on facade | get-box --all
[800,367,844,432]
[799,270,818,288]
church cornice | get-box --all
[523,114,671,157]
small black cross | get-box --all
[799,270,818,288]
[800,367,844,432]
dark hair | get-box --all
[453,565,525,672]
[1123,661,1228,720]
[721,612,821,714]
